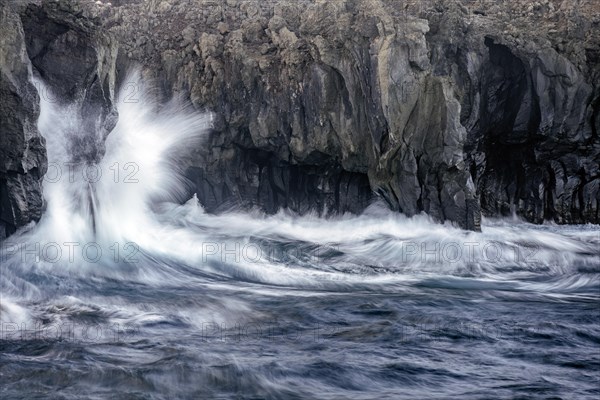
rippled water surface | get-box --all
[1,74,598,399]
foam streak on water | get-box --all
[0,72,599,399]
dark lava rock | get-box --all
[0,2,47,239]
[1,0,599,236]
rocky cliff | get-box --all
[0,1,46,239]
[20,0,119,164]
[0,0,118,238]
[1,0,598,234]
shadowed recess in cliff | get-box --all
[21,2,118,164]
[473,37,599,224]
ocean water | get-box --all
[1,73,598,399]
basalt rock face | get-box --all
[0,0,118,238]
[20,1,119,164]
[104,0,598,227]
[472,38,598,224]
[423,1,600,225]
[105,0,484,228]
[1,0,599,234]
[0,2,46,239]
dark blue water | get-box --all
[1,214,599,399]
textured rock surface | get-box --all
[106,0,485,227]
[20,0,119,163]
[1,0,599,234]
[103,0,598,228]
[0,0,118,237]
[0,2,46,239]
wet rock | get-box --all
[0,2,47,238]
[100,0,600,228]
[21,1,119,164]
[1,0,598,235]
